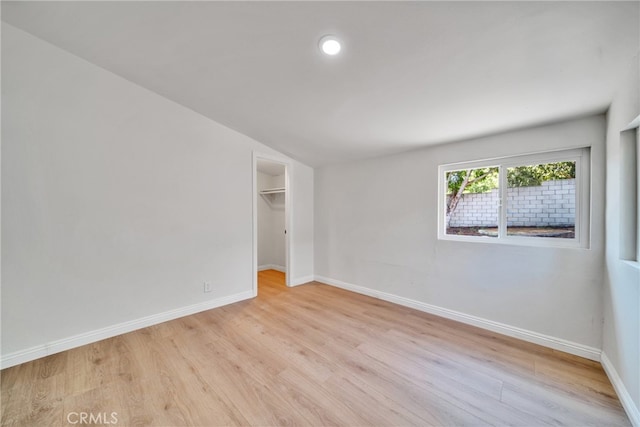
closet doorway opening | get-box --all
[252,153,291,295]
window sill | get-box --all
[621,260,640,270]
[438,234,588,249]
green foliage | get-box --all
[446,161,575,194]
[446,167,498,195]
[467,169,499,193]
[506,162,575,187]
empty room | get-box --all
[1,1,639,426]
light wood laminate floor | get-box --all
[1,270,631,426]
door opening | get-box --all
[252,153,291,295]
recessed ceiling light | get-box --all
[319,35,341,56]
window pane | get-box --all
[506,161,576,239]
[445,167,499,237]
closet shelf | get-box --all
[259,187,285,195]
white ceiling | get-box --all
[2,1,638,167]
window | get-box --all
[438,148,590,248]
[620,115,640,263]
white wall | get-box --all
[602,51,640,424]
[1,24,314,365]
[257,171,285,270]
[257,171,274,268]
[290,161,314,284]
[315,115,606,353]
[269,174,286,269]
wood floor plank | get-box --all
[1,270,631,426]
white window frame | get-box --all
[437,148,591,249]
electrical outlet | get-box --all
[203,282,212,293]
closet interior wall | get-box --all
[257,170,286,273]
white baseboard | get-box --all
[258,264,286,273]
[601,352,640,426]
[314,275,601,361]
[0,290,254,369]
[290,275,315,287]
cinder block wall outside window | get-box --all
[449,179,575,227]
